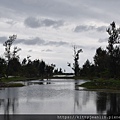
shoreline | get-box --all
[1,76,120,90]
[78,78,120,90]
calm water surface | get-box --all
[0,79,120,115]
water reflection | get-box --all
[74,90,92,113]
[0,79,120,115]
[74,80,91,113]
[96,92,120,115]
[0,88,18,114]
[96,92,107,114]
[27,80,51,85]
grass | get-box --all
[0,76,27,87]
[79,78,120,90]
[1,76,27,82]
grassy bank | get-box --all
[0,76,75,83]
[79,78,120,90]
[0,76,74,88]
[0,76,27,87]
[1,76,27,82]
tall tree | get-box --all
[106,21,120,78]
[68,45,83,76]
[3,35,21,77]
[3,35,17,62]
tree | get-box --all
[22,58,27,65]
[94,47,109,78]
[58,68,63,74]
[81,59,91,76]
[12,46,21,59]
[3,35,21,77]
[68,45,83,76]
[45,64,55,79]
[39,60,45,79]
[0,57,7,78]
[8,58,21,76]
[106,21,120,78]
[3,35,17,62]
[24,56,35,77]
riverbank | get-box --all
[0,76,28,87]
[0,82,25,87]
[0,76,75,87]
[1,76,120,90]
[79,78,120,90]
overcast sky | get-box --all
[0,0,120,72]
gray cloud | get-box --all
[73,44,97,51]
[41,19,64,27]
[15,37,68,47]
[0,36,69,47]
[74,25,106,33]
[24,17,41,28]
[0,36,7,43]
[42,49,53,52]
[0,36,98,50]
[1,0,120,25]
[14,37,45,45]
[45,41,68,46]
[24,17,64,28]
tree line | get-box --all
[1,21,120,79]
[0,35,63,79]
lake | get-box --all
[0,79,120,115]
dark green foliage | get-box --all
[1,56,56,79]
[45,64,55,79]
[8,58,21,76]
[79,79,120,90]
[0,57,7,78]
[94,47,109,78]
[39,60,45,77]
[81,59,95,78]
[20,58,55,78]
